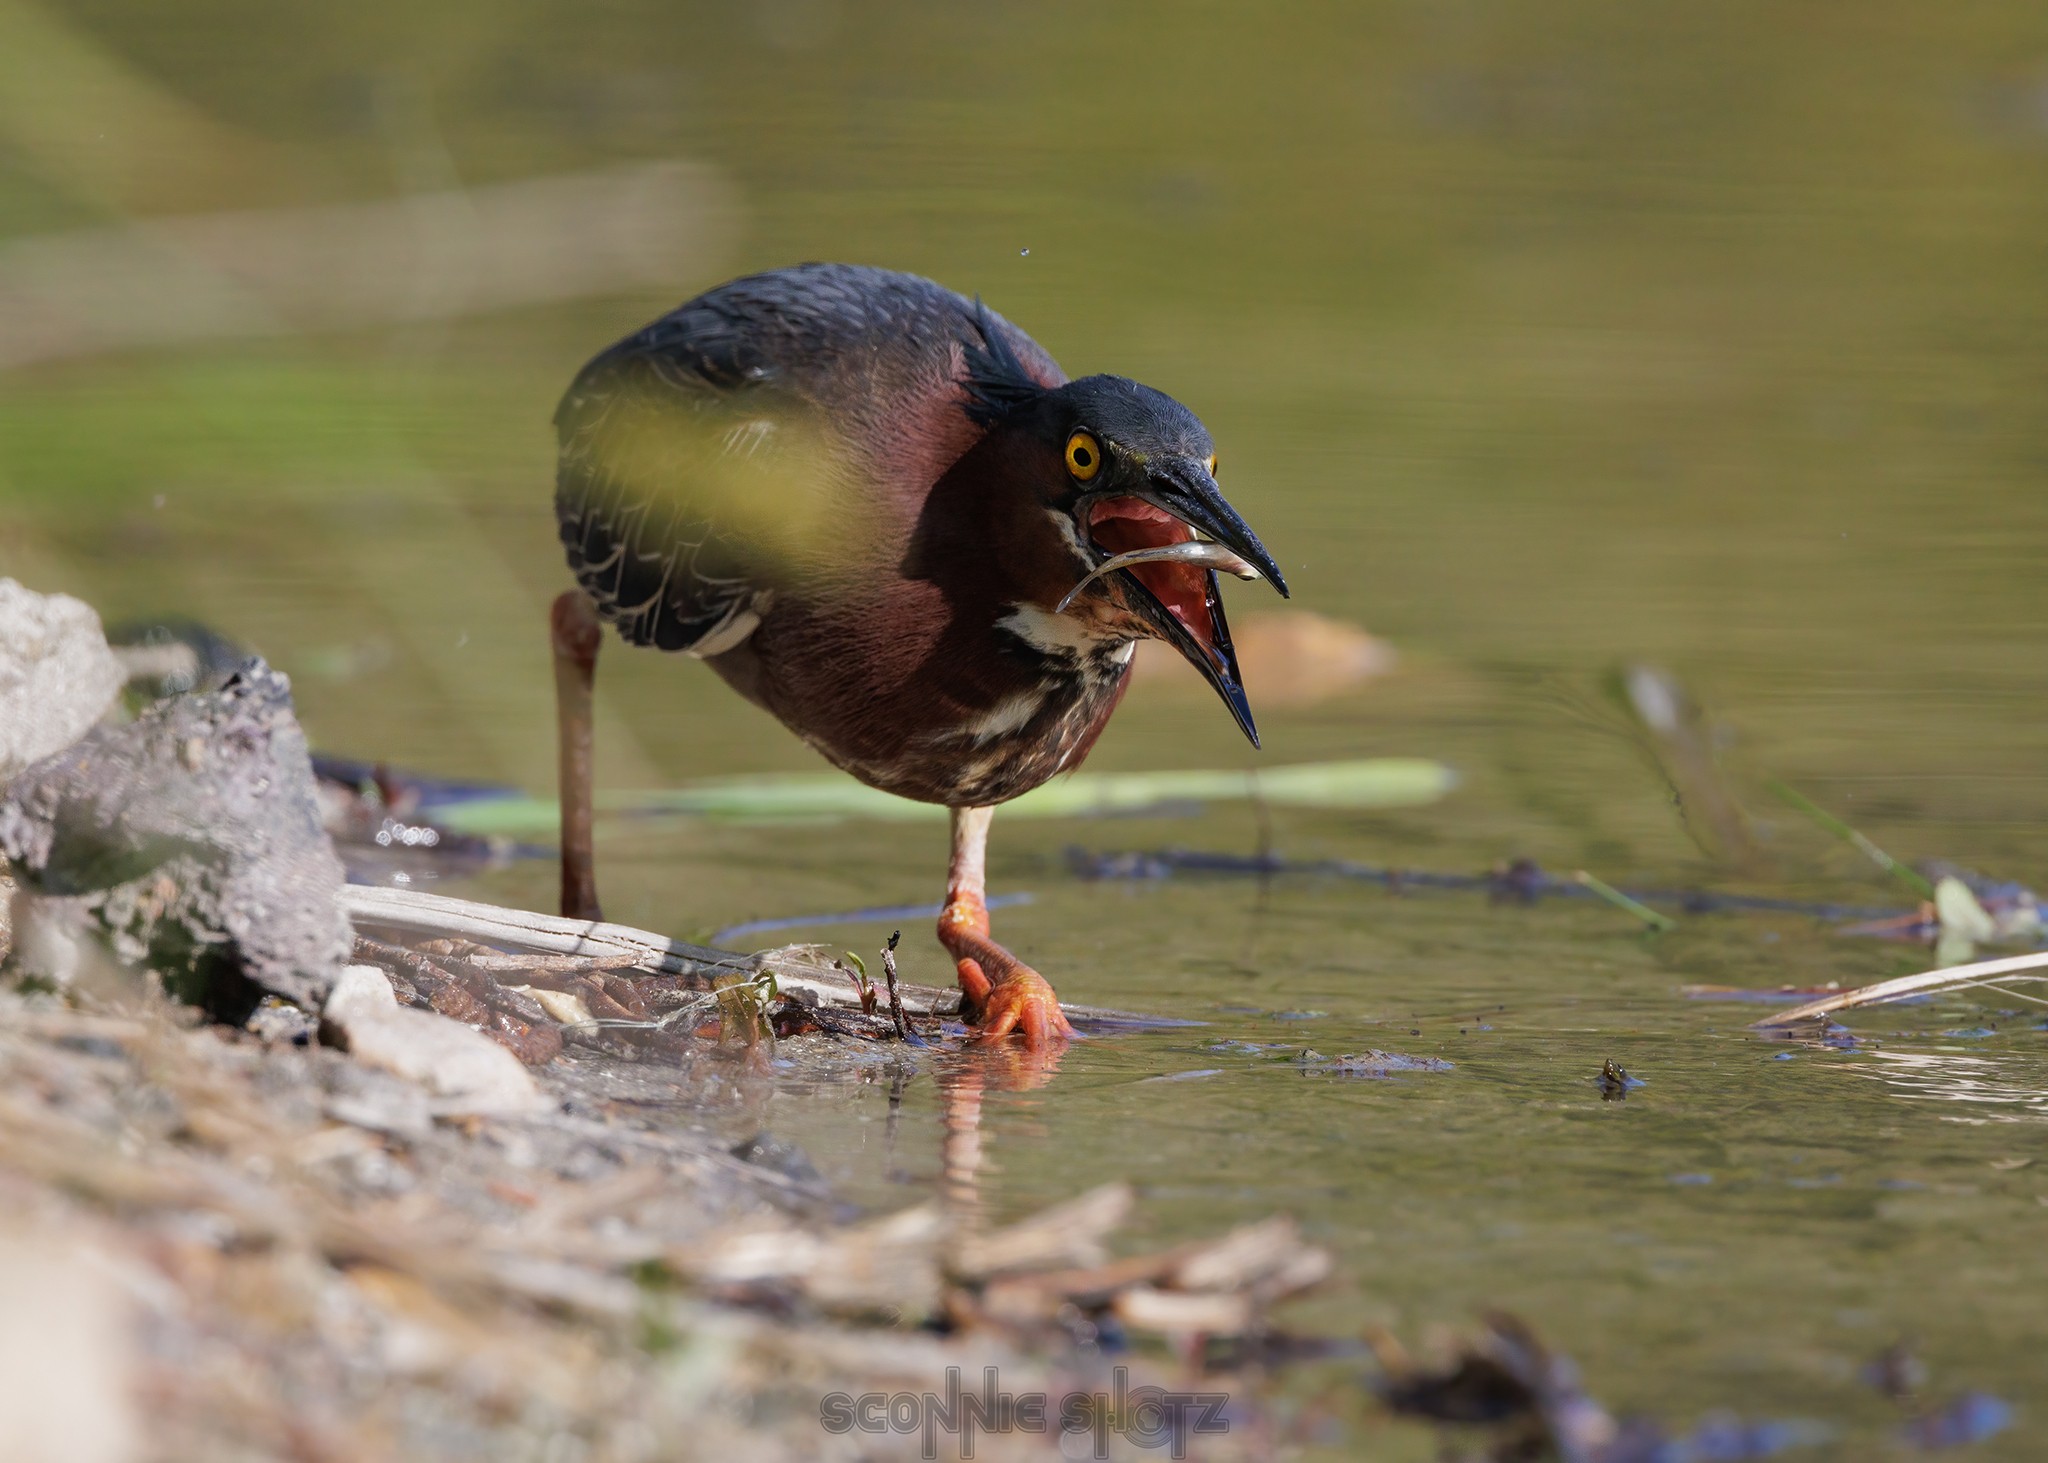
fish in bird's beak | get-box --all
[1076,456,1288,747]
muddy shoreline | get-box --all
[0,581,1348,1460]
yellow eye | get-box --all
[1206,453,1219,477]
[1065,431,1102,482]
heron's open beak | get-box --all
[1079,458,1288,747]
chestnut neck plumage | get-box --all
[705,411,1138,808]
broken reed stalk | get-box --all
[1766,779,1937,900]
[1753,948,2048,1028]
[338,884,954,1014]
[337,885,1168,1031]
[880,930,911,1042]
[432,950,644,975]
[1573,870,1676,932]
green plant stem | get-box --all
[1766,780,1936,900]
[1573,870,1677,932]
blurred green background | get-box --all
[5,6,2048,1448]
[5,0,2045,867]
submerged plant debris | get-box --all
[1899,1393,2016,1451]
[1292,1048,1455,1078]
[1069,847,2047,959]
[1369,1311,1830,1462]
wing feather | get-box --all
[553,263,1063,657]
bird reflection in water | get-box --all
[934,1042,1067,1221]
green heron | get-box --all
[550,263,1286,1047]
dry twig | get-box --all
[1753,948,2048,1028]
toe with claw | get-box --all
[961,963,1075,1047]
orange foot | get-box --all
[955,957,1077,1048]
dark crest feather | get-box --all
[959,297,1047,427]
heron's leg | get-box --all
[937,806,1075,1047]
[551,590,603,922]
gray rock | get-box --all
[0,579,126,784]
[0,659,350,1018]
[322,965,543,1115]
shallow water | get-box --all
[4,0,2048,1453]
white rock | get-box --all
[324,963,403,1022]
[0,1229,139,1463]
[323,965,543,1115]
[0,579,127,783]
[509,982,595,1027]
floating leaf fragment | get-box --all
[434,758,1459,836]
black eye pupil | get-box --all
[1075,448,1091,466]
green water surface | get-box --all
[3,2,2046,1454]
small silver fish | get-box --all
[1055,542,1263,614]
